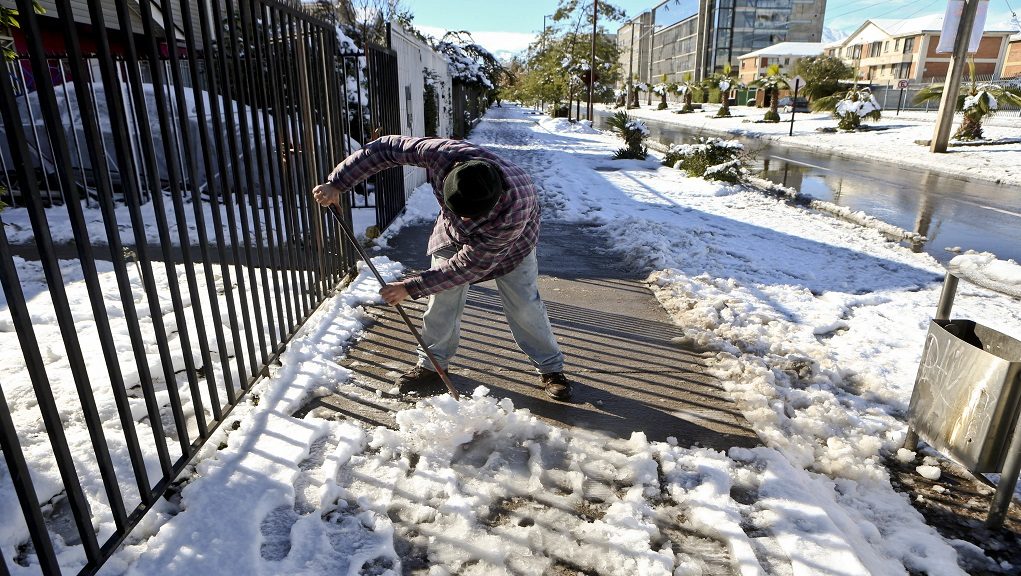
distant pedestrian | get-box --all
[312,135,571,400]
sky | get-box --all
[404,0,1020,58]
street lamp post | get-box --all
[586,0,597,121]
[647,15,656,105]
[540,13,553,113]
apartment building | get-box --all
[737,41,825,84]
[617,0,827,88]
[823,14,1014,83]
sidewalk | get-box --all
[298,220,759,450]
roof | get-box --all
[868,13,1016,38]
[737,42,825,60]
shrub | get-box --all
[607,111,649,160]
[663,137,746,183]
[551,103,570,118]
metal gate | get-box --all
[0,0,373,574]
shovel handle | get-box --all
[326,204,459,399]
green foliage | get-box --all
[422,78,439,136]
[812,87,882,131]
[707,64,736,117]
[663,137,746,183]
[507,13,622,115]
[751,64,790,123]
[607,111,648,160]
[1,1,45,60]
[794,56,854,100]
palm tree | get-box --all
[751,64,790,122]
[811,87,882,131]
[673,72,697,113]
[914,60,1021,141]
[709,63,736,118]
[653,74,670,109]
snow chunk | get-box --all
[895,448,916,463]
[916,465,941,480]
[949,252,1021,299]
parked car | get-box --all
[778,96,810,113]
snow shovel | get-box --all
[326,204,460,399]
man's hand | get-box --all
[380,282,410,306]
[312,183,343,209]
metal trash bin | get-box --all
[907,319,1021,473]
[903,263,1021,527]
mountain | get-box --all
[822,27,849,44]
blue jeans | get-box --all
[417,249,564,374]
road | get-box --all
[593,111,1021,264]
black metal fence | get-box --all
[451,80,489,139]
[0,1,404,574]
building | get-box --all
[617,0,826,90]
[823,14,1015,83]
[737,42,825,84]
[1003,33,1021,79]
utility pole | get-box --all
[931,0,981,153]
[587,0,597,121]
[628,18,636,108]
[647,17,656,105]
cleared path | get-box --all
[298,220,758,451]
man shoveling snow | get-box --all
[312,135,571,400]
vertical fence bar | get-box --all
[0,63,102,567]
[170,0,235,423]
[13,0,140,543]
[246,0,290,341]
[258,3,300,332]
[156,0,230,431]
[86,0,176,484]
[0,379,61,574]
[279,8,314,318]
[209,0,261,383]
[51,0,164,515]
[236,0,281,350]
[222,0,271,372]
[132,0,211,449]
[107,0,196,467]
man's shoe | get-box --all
[396,366,445,396]
[540,372,572,400]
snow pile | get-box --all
[948,252,1021,299]
[538,117,600,134]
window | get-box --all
[895,38,900,51]
[903,37,915,53]
[884,41,890,52]
[870,41,882,57]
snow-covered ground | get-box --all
[3,104,1021,575]
[605,101,1021,187]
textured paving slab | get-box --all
[299,221,758,451]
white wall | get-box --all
[389,22,454,198]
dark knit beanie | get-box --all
[442,160,504,218]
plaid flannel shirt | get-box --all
[327,135,540,299]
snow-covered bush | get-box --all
[607,111,648,160]
[663,137,746,183]
[826,87,882,131]
[652,82,670,109]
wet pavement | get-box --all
[297,220,759,451]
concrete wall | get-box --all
[389,22,453,198]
